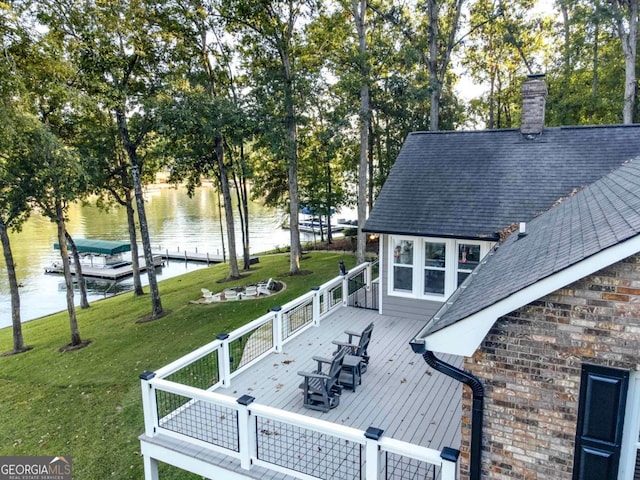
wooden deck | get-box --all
[142,307,462,479]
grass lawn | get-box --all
[0,251,356,479]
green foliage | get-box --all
[462,0,550,128]
[544,0,627,125]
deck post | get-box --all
[217,333,232,387]
[237,395,256,470]
[342,273,350,307]
[142,454,159,480]
[271,307,283,353]
[440,447,460,480]
[365,262,372,291]
[311,287,320,326]
[139,371,158,436]
[364,427,384,479]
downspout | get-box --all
[411,344,484,480]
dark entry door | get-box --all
[573,364,629,480]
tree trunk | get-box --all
[428,0,463,131]
[287,115,302,274]
[0,220,26,353]
[130,162,163,318]
[215,138,240,278]
[215,183,227,262]
[427,0,440,132]
[560,3,571,75]
[282,61,302,274]
[125,190,144,295]
[591,15,600,119]
[614,0,638,123]
[367,117,375,212]
[116,108,163,318]
[231,146,251,269]
[353,0,369,264]
[240,164,251,269]
[326,156,333,245]
[56,201,81,346]
[65,231,90,309]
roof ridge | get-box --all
[408,123,640,137]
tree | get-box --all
[72,102,145,296]
[0,109,40,354]
[352,0,370,264]
[153,0,244,278]
[29,135,88,348]
[544,0,626,125]
[158,92,244,278]
[37,0,168,319]
[463,0,547,128]
[222,0,323,274]
[3,2,90,348]
[297,89,350,246]
[609,0,638,123]
[0,2,32,354]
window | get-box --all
[457,243,481,286]
[392,239,413,293]
[388,235,493,301]
[424,241,446,295]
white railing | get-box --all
[141,376,458,480]
[140,261,459,480]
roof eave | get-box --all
[362,226,500,242]
[412,233,640,357]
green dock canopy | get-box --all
[54,239,131,255]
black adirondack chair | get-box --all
[298,347,347,412]
[332,322,374,373]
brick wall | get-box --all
[458,254,640,479]
[520,78,547,135]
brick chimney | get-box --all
[520,74,547,136]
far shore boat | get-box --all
[280,214,356,234]
[45,239,164,280]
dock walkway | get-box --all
[159,248,259,265]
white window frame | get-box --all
[455,240,485,288]
[619,371,640,480]
[387,235,494,302]
[390,238,415,294]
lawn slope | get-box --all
[0,252,355,479]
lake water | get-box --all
[0,185,330,328]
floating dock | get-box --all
[45,255,164,280]
[159,249,259,265]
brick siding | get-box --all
[458,254,640,479]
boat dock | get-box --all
[45,238,260,281]
[45,255,165,280]
[158,247,259,265]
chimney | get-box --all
[520,73,547,136]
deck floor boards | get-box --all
[144,306,462,479]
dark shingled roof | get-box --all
[364,125,640,239]
[421,158,640,336]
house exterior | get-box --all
[363,77,640,325]
[411,159,640,480]
[139,76,640,480]
[362,75,640,480]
